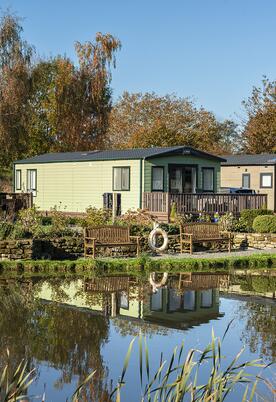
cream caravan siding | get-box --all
[14,159,142,213]
[221,165,275,210]
[38,280,103,311]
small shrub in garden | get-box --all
[219,212,237,232]
[116,209,157,226]
[83,207,112,227]
[67,216,81,225]
[41,216,52,225]
[252,215,276,233]
[239,208,273,232]
[174,213,193,226]
[47,206,73,236]
[169,202,177,223]
[197,213,211,223]
[17,206,43,238]
[160,223,179,234]
[0,222,14,240]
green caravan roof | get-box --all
[15,146,225,164]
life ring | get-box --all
[149,272,169,288]
[148,228,169,253]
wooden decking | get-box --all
[143,192,268,222]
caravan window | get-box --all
[27,169,37,197]
[152,167,164,191]
[15,170,22,190]
[113,167,130,191]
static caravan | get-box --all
[14,146,224,214]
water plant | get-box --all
[0,350,36,401]
[1,328,271,401]
[109,330,268,402]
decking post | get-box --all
[166,192,171,223]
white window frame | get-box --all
[27,169,37,197]
[15,169,22,191]
[260,173,273,189]
[113,167,130,191]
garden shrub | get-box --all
[128,224,151,236]
[160,223,179,235]
[17,206,43,238]
[197,213,211,223]
[116,209,157,226]
[218,212,237,232]
[169,203,177,223]
[252,215,276,233]
[47,206,74,237]
[238,209,273,232]
[174,213,194,226]
[83,207,112,227]
[67,216,82,225]
[0,222,14,240]
[41,216,52,225]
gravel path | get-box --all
[153,248,276,259]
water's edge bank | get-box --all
[0,252,275,277]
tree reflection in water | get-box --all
[237,300,276,361]
[0,280,111,401]
[0,273,275,400]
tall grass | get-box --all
[1,329,272,401]
[0,350,35,401]
[67,327,273,401]
[109,329,269,402]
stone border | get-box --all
[0,232,275,260]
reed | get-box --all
[109,328,268,402]
[0,350,35,401]
[72,324,272,401]
[1,328,272,401]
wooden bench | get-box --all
[84,226,140,258]
[180,223,232,255]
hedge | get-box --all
[252,215,276,233]
[239,209,274,232]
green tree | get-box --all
[28,57,75,154]
[28,34,121,154]
[0,11,121,167]
[242,77,276,154]
[107,92,237,154]
[0,13,33,167]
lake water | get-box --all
[0,271,275,401]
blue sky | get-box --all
[2,0,276,120]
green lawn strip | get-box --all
[0,253,275,276]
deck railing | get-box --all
[143,192,268,221]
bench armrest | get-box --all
[180,233,193,238]
[130,236,140,242]
[85,237,96,240]
[219,231,232,238]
